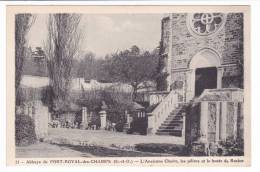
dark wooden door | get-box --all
[195,67,217,97]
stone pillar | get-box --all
[233,102,238,140]
[217,67,223,89]
[187,69,196,101]
[82,107,87,123]
[82,107,85,123]
[99,110,107,130]
[237,102,244,140]
[81,107,88,129]
[33,100,49,139]
[125,110,131,128]
[215,102,221,142]
[199,101,208,143]
[219,102,227,141]
[147,114,155,134]
[181,112,186,138]
[191,69,196,97]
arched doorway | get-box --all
[188,49,222,99]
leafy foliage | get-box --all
[72,46,159,101]
[15,14,35,104]
[135,143,187,155]
[155,41,169,91]
[219,139,244,156]
[15,115,37,146]
[106,45,159,100]
[78,87,134,126]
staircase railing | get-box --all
[148,90,179,133]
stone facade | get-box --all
[160,13,244,100]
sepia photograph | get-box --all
[6,5,250,166]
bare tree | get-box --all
[45,14,82,109]
[15,14,35,102]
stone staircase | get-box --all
[155,104,187,137]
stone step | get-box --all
[162,120,183,124]
[160,123,182,127]
[155,131,182,137]
[159,124,183,129]
[168,113,183,116]
[165,116,183,120]
[157,128,182,132]
[155,103,188,137]
[170,110,182,115]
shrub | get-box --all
[219,139,244,156]
[15,114,37,146]
[115,121,125,132]
[135,143,187,155]
[190,142,207,156]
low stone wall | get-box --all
[33,101,49,139]
[17,100,49,139]
[186,88,244,155]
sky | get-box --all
[27,14,163,57]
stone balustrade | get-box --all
[147,90,179,134]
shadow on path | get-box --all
[53,143,189,157]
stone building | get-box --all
[161,13,243,97]
[147,13,244,153]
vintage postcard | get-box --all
[6,5,250,166]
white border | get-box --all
[1,1,260,172]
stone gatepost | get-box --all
[125,110,131,128]
[123,110,132,132]
[147,113,155,134]
[81,107,88,129]
[33,100,49,139]
[99,110,107,130]
[99,101,108,130]
[199,101,208,144]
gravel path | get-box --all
[16,142,94,158]
[16,128,185,158]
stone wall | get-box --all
[169,13,243,69]
[161,17,170,54]
[33,101,49,139]
[18,100,49,139]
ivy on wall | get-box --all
[156,41,169,91]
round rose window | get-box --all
[189,13,225,36]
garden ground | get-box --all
[16,128,187,158]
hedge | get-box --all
[15,114,37,146]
